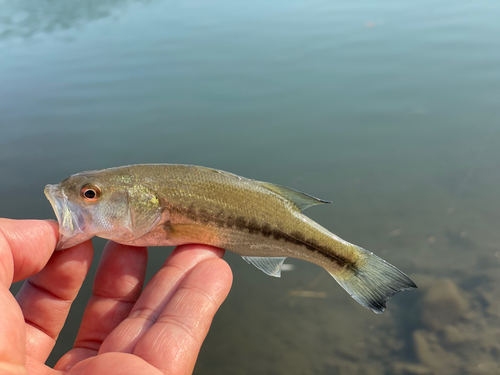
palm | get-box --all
[0,219,232,375]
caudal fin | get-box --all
[330,247,417,314]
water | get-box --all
[1,0,500,373]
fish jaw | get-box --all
[44,184,93,250]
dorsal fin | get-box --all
[197,166,243,180]
[257,181,331,211]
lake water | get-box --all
[2,0,500,373]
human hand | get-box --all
[0,218,232,375]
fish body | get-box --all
[44,164,416,313]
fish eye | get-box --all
[80,184,101,202]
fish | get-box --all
[44,164,416,313]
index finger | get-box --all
[133,253,232,374]
[0,219,59,287]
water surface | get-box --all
[1,0,500,373]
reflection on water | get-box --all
[0,0,151,39]
[1,0,500,373]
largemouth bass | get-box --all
[44,164,416,313]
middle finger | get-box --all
[55,241,147,371]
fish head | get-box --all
[45,169,163,250]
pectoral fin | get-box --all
[127,187,163,238]
[242,256,287,277]
[257,182,331,211]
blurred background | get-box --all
[1,0,500,374]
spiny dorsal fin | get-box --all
[197,166,243,180]
[257,181,331,211]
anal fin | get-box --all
[242,256,287,277]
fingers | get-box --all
[16,239,94,363]
[0,284,25,370]
[134,254,232,375]
[67,352,163,375]
[0,219,58,287]
[56,242,148,371]
[0,219,59,370]
[98,245,229,356]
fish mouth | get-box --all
[44,184,92,250]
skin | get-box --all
[0,218,232,375]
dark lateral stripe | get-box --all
[169,203,356,270]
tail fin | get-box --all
[330,247,417,314]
